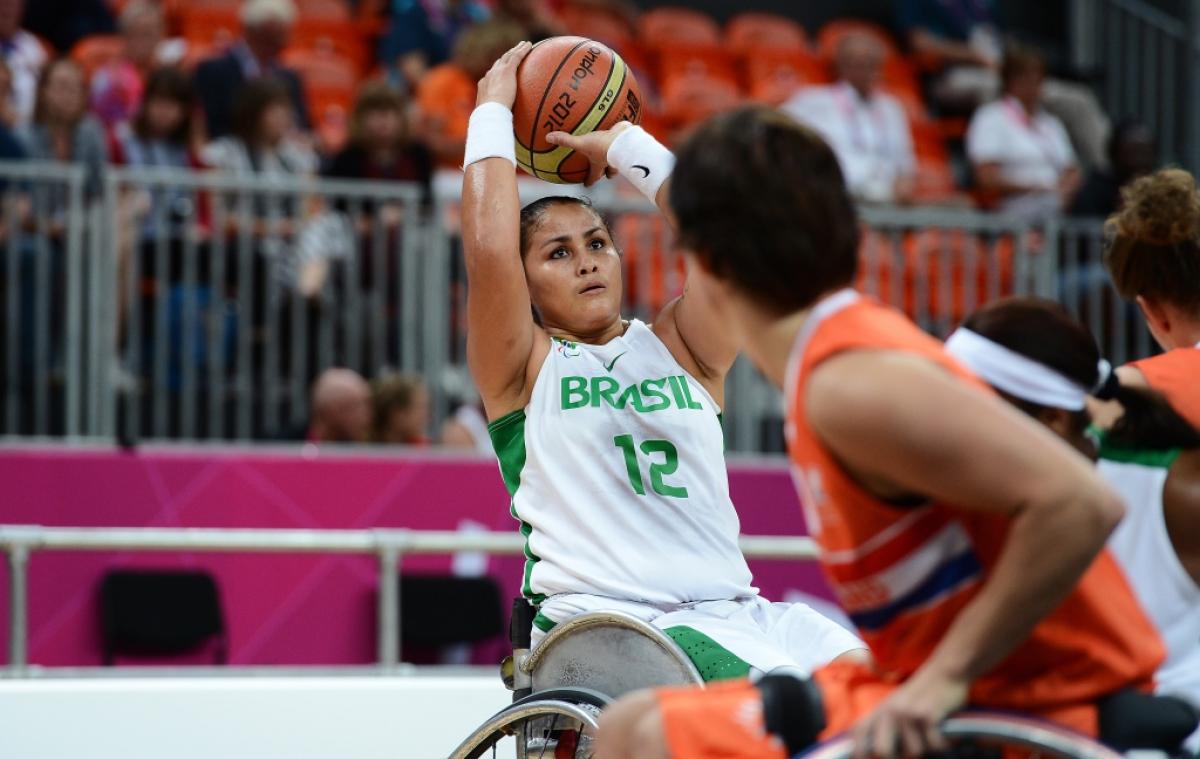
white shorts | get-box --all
[531,593,864,678]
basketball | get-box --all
[512,36,644,184]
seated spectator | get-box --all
[325,81,433,198]
[492,0,564,42]
[308,367,371,443]
[439,399,492,453]
[416,19,523,167]
[898,0,1110,169]
[370,372,430,445]
[0,57,23,159]
[783,32,916,205]
[966,45,1081,221]
[90,1,186,130]
[19,58,108,200]
[202,77,317,184]
[193,0,311,140]
[1071,120,1157,218]
[379,0,490,94]
[0,0,47,128]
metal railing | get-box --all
[0,162,1139,451]
[1070,0,1195,171]
[0,524,817,676]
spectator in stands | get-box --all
[784,32,916,205]
[193,0,311,140]
[325,81,433,199]
[19,58,108,198]
[370,372,431,445]
[966,45,1080,221]
[492,0,564,42]
[0,0,46,128]
[379,0,490,94]
[308,368,371,443]
[0,57,23,158]
[1071,121,1157,218]
[898,0,1110,169]
[19,0,113,54]
[416,19,523,167]
[202,77,317,185]
[90,2,187,130]
[439,399,492,453]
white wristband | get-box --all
[607,125,674,203]
[463,102,516,169]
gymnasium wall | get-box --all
[0,445,834,667]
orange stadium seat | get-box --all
[638,6,721,47]
[660,72,741,130]
[295,0,352,22]
[283,48,359,102]
[725,12,808,54]
[292,19,369,73]
[181,6,241,47]
[71,35,125,77]
[560,5,636,51]
[656,43,738,89]
[816,19,902,62]
[743,50,828,105]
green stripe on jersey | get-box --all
[532,611,557,633]
[663,625,751,682]
[1098,443,1181,470]
[488,409,545,603]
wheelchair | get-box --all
[450,600,1193,759]
[448,600,703,759]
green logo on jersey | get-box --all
[602,351,627,373]
[560,375,704,413]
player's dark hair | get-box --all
[669,106,859,316]
[964,297,1200,450]
[518,195,607,258]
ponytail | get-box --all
[1104,382,1200,450]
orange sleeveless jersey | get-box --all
[786,290,1163,736]
[1131,347,1200,430]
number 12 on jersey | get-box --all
[614,434,688,499]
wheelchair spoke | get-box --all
[539,714,560,759]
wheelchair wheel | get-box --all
[448,689,610,759]
[805,712,1123,759]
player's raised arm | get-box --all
[462,41,542,418]
[547,125,740,393]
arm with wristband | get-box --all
[462,41,549,421]
[548,124,741,387]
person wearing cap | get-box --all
[192,0,311,140]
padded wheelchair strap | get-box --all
[1097,689,1199,753]
[756,671,826,756]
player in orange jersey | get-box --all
[1099,168,1200,429]
[548,107,1183,759]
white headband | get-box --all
[944,328,1111,411]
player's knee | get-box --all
[596,689,668,759]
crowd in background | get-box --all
[0,0,1160,444]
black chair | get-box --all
[100,569,228,665]
[399,574,504,662]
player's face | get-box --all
[524,203,623,335]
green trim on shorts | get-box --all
[532,611,557,634]
[663,625,752,683]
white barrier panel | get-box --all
[0,674,512,758]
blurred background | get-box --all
[0,0,1191,739]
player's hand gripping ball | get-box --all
[511,36,643,184]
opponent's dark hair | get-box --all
[963,297,1200,450]
[518,195,606,258]
[668,106,859,316]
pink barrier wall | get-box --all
[0,446,830,666]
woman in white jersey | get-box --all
[945,297,1200,754]
[461,42,863,677]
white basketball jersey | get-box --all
[1101,450,1200,752]
[488,319,757,605]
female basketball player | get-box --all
[460,43,863,678]
[1100,168,1200,428]
[946,297,1200,755]
[554,107,1184,759]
